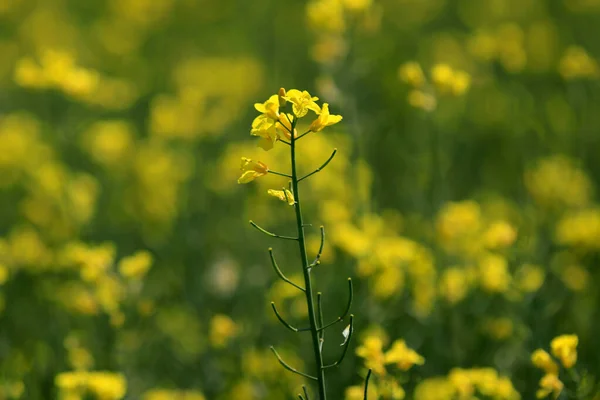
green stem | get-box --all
[290,116,327,399]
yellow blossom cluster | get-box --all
[55,371,127,400]
[531,334,579,398]
[398,62,471,111]
[414,368,521,400]
[348,335,424,399]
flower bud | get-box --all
[278,87,287,107]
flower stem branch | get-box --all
[323,315,354,368]
[310,226,325,267]
[303,386,310,400]
[296,129,312,140]
[298,149,337,182]
[249,220,298,241]
[364,369,372,400]
[269,248,305,292]
[271,302,310,333]
[270,346,318,381]
[317,278,353,332]
[268,170,292,178]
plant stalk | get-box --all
[290,119,327,399]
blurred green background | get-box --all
[0,0,599,398]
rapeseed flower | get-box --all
[309,103,343,132]
[237,158,268,183]
[550,334,578,368]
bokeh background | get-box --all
[0,0,599,398]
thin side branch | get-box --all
[324,315,354,368]
[317,292,324,345]
[317,278,353,332]
[271,302,310,333]
[249,220,298,241]
[296,129,312,140]
[268,170,292,178]
[364,369,373,400]
[298,149,337,182]
[269,248,305,292]
[270,346,318,381]
[310,226,325,267]
[302,386,310,400]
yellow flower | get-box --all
[267,189,295,205]
[531,349,559,375]
[398,62,425,87]
[516,264,545,293]
[118,250,153,280]
[0,263,8,285]
[283,89,321,118]
[309,103,343,132]
[254,94,280,120]
[478,253,511,293]
[209,314,238,348]
[431,64,454,92]
[536,374,563,399]
[439,267,470,304]
[483,220,517,249]
[250,115,279,150]
[238,158,268,184]
[384,339,425,371]
[407,90,437,111]
[380,378,406,399]
[356,335,387,376]
[550,334,578,368]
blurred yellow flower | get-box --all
[209,314,239,348]
[81,121,134,168]
[144,389,206,400]
[238,158,268,184]
[536,373,563,399]
[478,253,511,293]
[414,377,455,400]
[516,264,545,293]
[439,267,470,304]
[356,335,386,376]
[384,339,424,371]
[555,209,600,250]
[118,250,153,280]
[309,103,343,132]
[558,46,599,79]
[267,189,295,205]
[398,62,425,87]
[483,220,517,249]
[550,334,578,368]
[345,383,379,400]
[525,155,592,208]
[407,90,437,111]
[560,264,589,292]
[482,317,514,341]
[531,349,559,375]
[56,371,126,400]
[0,263,8,285]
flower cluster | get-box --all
[347,335,424,399]
[398,62,471,111]
[238,88,342,204]
[531,334,579,399]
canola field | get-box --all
[0,0,599,399]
